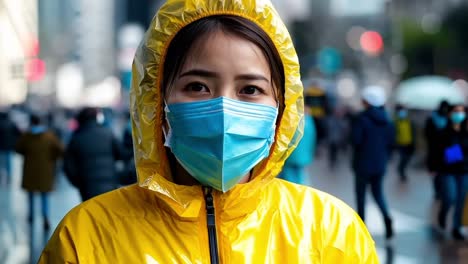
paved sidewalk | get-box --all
[0,154,80,264]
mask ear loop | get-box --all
[162,77,175,147]
[162,100,172,147]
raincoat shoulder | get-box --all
[38,182,378,263]
[268,179,379,263]
[38,185,161,263]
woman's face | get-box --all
[452,105,465,114]
[165,31,277,107]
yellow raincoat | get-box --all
[39,0,378,263]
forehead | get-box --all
[181,31,270,72]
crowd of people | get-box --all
[0,106,137,231]
[424,101,468,240]
[312,86,467,241]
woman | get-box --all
[438,104,468,240]
[39,0,378,262]
[16,114,64,230]
[424,100,450,200]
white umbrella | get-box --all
[394,76,465,110]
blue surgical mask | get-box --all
[164,97,278,192]
[398,110,408,119]
[96,112,105,125]
[30,125,46,134]
[432,112,447,129]
[450,112,466,124]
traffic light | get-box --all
[360,31,384,56]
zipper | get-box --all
[204,186,219,264]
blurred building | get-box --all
[0,0,37,107]
[293,0,393,106]
[271,0,311,25]
[391,0,466,18]
[121,0,161,28]
[74,0,116,85]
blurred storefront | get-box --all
[0,0,37,107]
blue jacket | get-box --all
[351,107,395,175]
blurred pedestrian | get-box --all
[325,109,345,169]
[119,112,137,185]
[15,114,64,230]
[394,104,416,182]
[64,107,123,201]
[39,1,378,262]
[424,100,450,199]
[278,107,316,184]
[437,103,468,240]
[0,110,21,186]
[351,85,395,239]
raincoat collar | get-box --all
[130,0,304,211]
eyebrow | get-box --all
[179,69,218,78]
[179,68,270,83]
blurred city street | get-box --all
[2,0,468,263]
[1,151,467,264]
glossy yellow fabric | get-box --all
[40,183,378,263]
[39,0,379,263]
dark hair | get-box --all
[438,100,450,115]
[30,114,41,126]
[162,15,285,104]
[449,103,465,112]
[76,107,98,125]
[395,104,404,111]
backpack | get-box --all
[395,119,412,146]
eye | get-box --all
[185,82,209,93]
[240,86,263,95]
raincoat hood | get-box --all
[131,0,303,195]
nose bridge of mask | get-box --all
[167,97,278,119]
[165,97,278,138]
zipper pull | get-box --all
[203,187,219,264]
